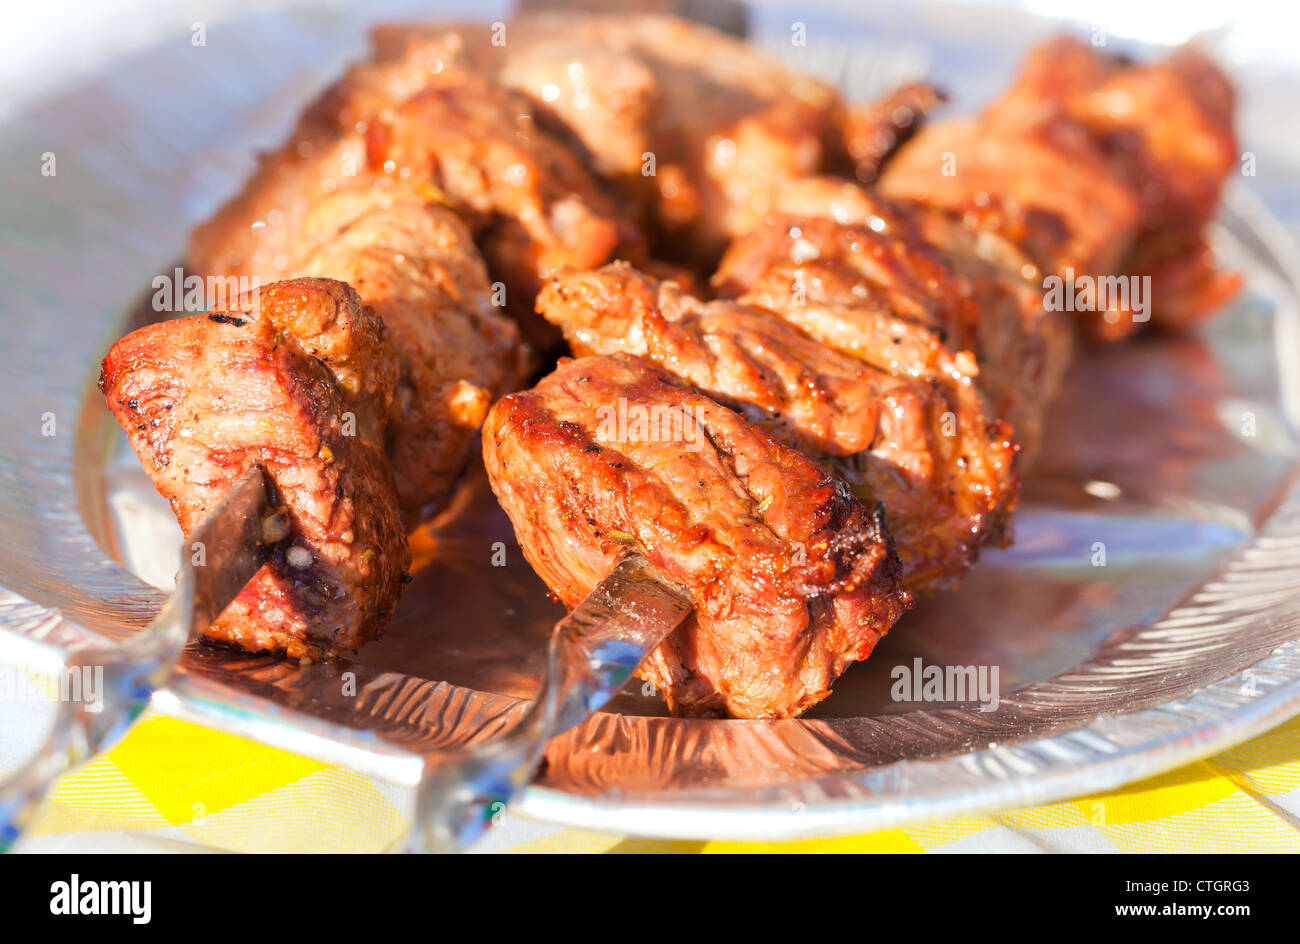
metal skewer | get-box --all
[0,460,690,854]
[0,464,275,850]
[400,553,692,853]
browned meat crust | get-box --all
[482,353,911,718]
[187,29,483,284]
[99,279,410,658]
[187,29,532,524]
[715,211,981,352]
[1059,43,1242,332]
[380,12,843,266]
[879,114,1141,328]
[362,68,645,326]
[714,210,1016,480]
[186,20,633,355]
[539,263,1017,590]
[754,176,1074,461]
[293,186,523,524]
[879,36,1238,342]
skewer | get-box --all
[401,553,691,853]
[0,465,274,850]
[0,531,691,853]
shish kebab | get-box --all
[100,15,1237,719]
[103,24,638,659]
[100,14,909,664]
[480,22,1238,717]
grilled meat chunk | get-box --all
[880,36,1237,341]
[188,23,634,355]
[1051,41,1241,331]
[878,114,1140,328]
[363,66,644,330]
[539,264,1016,589]
[985,37,1236,256]
[714,210,1023,477]
[293,186,523,524]
[186,28,531,526]
[100,278,410,658]
[482,353,912,718]
[715,211,981,354]
[379,12,842,266]
[188,29,482,283]
[757,176,1073,460]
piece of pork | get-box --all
[100,278,410,658]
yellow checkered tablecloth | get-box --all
[14,712,1300,853]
